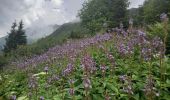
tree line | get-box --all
[78,0,170,31]
[78,0,129,34]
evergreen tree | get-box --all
[3,20,27,54]
[3,21,17,53]
[16,20,27,45]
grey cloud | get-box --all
[129,0,145,8]
[0,0,144,37]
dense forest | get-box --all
[0,0,170,99]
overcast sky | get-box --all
[0,0,145,38]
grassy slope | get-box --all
[1,31,170,99]
[7,22,83,60]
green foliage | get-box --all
[143,0,170,24]
[1,36,170,99]
[16,20,27,45]
[3,21,18,53]
[69,31,83,39]
[128,0,170,26]
[0,55,7,68]
[78,0,129,34]
[147,22,170,54]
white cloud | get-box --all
[0,0,145,38]
[129,0,145,8]
[53,0,64,6]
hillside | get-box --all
[26,24,60,44]
[0,0,170,99]
[7,22,87,59]
[1,28,170,99]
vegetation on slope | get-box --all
[1,26,170,99]
[0,0,170,99]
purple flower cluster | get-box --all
[62,63,74,77]
[116,42,134,56]
[119,75,133,95]
[69,88,75,96]
[44,65,49,74]
[13,33,113,69]
[81,54,96,74]
[114,29,164,61]
[10,95,16,100]
[141,47,152,61]
[83,76,91,89]
[69,79,75,96]
[143,75,159,97]
[100,64,107,73]
[28,75,38,90]
[40,96,45,100]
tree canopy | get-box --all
[78,0,129,34]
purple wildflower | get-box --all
[69,88,75,96]
[44,66,48,73]
[83,76,91,89]
[81,54,96,74]
[137,30,146,37]
[100,65,107,73]
[120,75,133,95]
[143,75,159,98]
[40,96,45,100]
[119,75,127,82]
[141,47,152,61]
[105,94,111,100]
[55,76,60,81]
[62,63,74,76]
[28,76,38,90]
[10,95,16,100]
[69,79,74,84]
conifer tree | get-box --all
[3,20,27,54]
[16,20,27,45]
[3,21,17,53]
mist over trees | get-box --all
[3,20,27,54]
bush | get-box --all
[0,55,8,68]
[147,22,170,54]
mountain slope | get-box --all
[1,28,170,99]
[26,24,60,44]
[8,22,85,58]
[29,22,84,52]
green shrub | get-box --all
[147,22,170,54]
[0,55,8,68]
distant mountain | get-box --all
[26,24,60,44]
